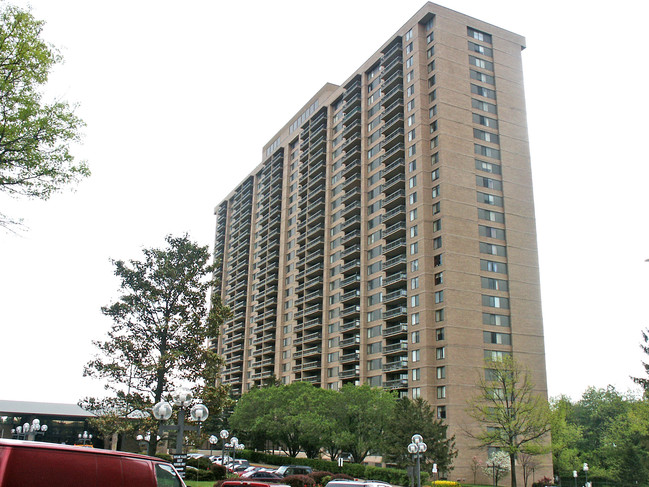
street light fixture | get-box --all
[219,429,229,463]
[77,431,93,446]
[152,389,209,479]
[408,434,427,487]
[12,419,48,441]
[583,463,589,487]
[209,435,218,457]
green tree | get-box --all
[549,395,582,477]
[84,234,229,455]
[466,356,551,487]
[0,3,88,228]
[330,383,395,463]
[381,397,456,474]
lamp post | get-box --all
[209,435,218,457]
[408,434,427,487]
[152,389,209,479]
[573,470,577,487]
[231,436,239,465]
[583,463,589,487]
[12,419,48,441]
[77,431,93,446]
[219,429,229,463]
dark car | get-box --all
[275,465,313,477]
[241,471,285,481]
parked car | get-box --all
[222,481,290,487]
[241,470,285,481]
[326,480,391,487]
[0,438,186,486]
[275,465,313,477]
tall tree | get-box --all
[0,3,88,228]
[381,397,457,474]
[84,234,229,455]
[331,384,395,463]
[466,356,551,487]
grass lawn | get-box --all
[184,480,215,487]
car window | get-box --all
[155,463,183,487]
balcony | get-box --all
[340,351,360,363]
[342,200,361,218]
[382,71,403,92]
[339,367,360,379]
[383,189,406,208]
[383,307,407,320]
[384,254,407,270]
[383,360,408,372]
[382,85,403,107]
[383,205,405,225]
[384,378,409,390]
[342,259,361,273]
[340,335,361,347]
[384,288,407,304]
[384,323,409,339]
[383,237,406,256]
[383,143,405,165]
[384,173,405,193]
[344,106,362,124]
[341,304,361,318]
[384,220,406,238]
[384,272,407,286]
[341,319,360,331]
[341,273,361,289]
[341,289,361,303]
[342,215,361,232]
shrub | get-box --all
[283,474,317,487]
[532,477,555,487]
[310,471,335,486]
[212,463,228,480]
[330,473,354,480]
[154,453,173,462]
[431,481,461,487]
[187,457,213,470]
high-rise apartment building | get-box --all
[214,2,550,478]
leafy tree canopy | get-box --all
[0,3,89,228]
[84,234,229,454]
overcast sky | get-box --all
[1,0,648,405]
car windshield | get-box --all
[155,463,184,487]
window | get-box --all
[430,119,438,132]
[407,70,415,82]
[406,56,414,68]
[432,219,441,232]
[472,99,497,114]
[481,277,509,291]
[367,276,382,290]
[412,368,420,381]
[410,208,418,221]
[431,151,439,164]
[410,225,418,238]
[407,84,415,96]
[411,259,419,272]
[368,230,382,245]
[408,114,416,126]
[367,324,382,338]
[436,347,445,359]
[433,236,442,249]
[327,366,339,378]
[407,99,416,111]
[411,349,420,362]
[434,271,443,285]
[477,175,503,190]
[436,366,446,379]
[475,144,501,160]
[470,69,495,85]
[411,294,420,307]
[432,201,440,214]
[468,27,492,44]
[426,46,434,58]
[434,254,442,267]
[412,387,421,399]
[482,295,510,309]
[430,136,438,149]
[435,309,445,322]
[328,352,339,362]
[367,309,382,322]
[412,330,420,343]
[367,292,383,306]
[481,259,508,274]
[478,192,503,206]
[410,242,418,255]
[432,185,440,198]
[367,358,382,371]
[468,41,493,57]
[411,312,420,325]
[436,327,445,341]
[473,113,499,129]
[469,56,494,71]
[479,225,506,240]
[411,276,419,289]
[408,128,416,142]
[435,290,444,304]
[483,331,512,345]
[328,336,339,347]
[480,242,507,256]
[405,28,413,41]
[367,245,382,260]
[483,313,511,327]
[409,160,417,172]
[428,74,436,88]
[367,341,382,354]
[367,261,382,275]
[484,350,511,361]
[478,208,505,223]
[474,128,499,144]
[437,386,446,399]
[409,176,417,189]
[437,406,447,419]
[476,159,501,174]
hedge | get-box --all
[233,449,411,486]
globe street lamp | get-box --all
[209,435,218,457]
[583,463,589,487]
[219,429,229,463]
[77,431,93,446]
[152,389,209,479]
[12,419,48,441]
[408,434,427,487]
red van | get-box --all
[0,438,186,486]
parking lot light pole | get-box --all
[408,434,427,487]
[220,429,229,462]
